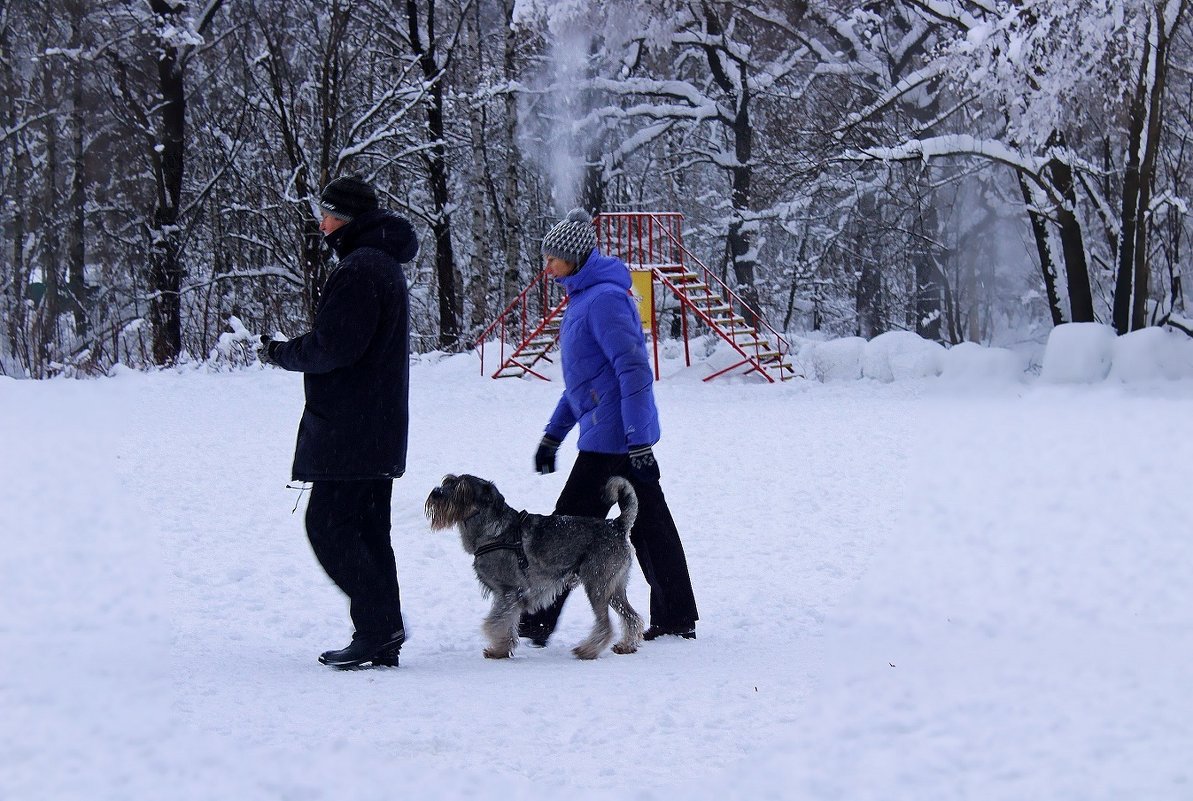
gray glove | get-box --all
[628,444,660,483]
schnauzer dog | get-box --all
[425,474,644,660]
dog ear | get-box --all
[481,479,505,506]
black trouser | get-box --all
[521,451,699,633]
[305,479,404,637]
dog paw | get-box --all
[611,643,638,655]
[483,647,511,659]
[571,646,600,660]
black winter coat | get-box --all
[270,209,417,481]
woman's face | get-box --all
[545,255,576,278]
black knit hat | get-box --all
[541,208,597,266]
[319,175,378,221]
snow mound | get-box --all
[1040,323,1117,383]
[940,341,1026,382]
[1108,327,1193,382]
[1040,323,1193,384]
[861,331,944,382]
[805,337,865,382]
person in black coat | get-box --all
[259,175,417,669]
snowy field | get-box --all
[3,335,1192,800]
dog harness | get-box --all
[472,510,530,571]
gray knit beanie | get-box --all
[319,175,378,222]
[541,208,597,266]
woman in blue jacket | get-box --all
[520,208,699,645]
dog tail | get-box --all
[604,477,638,533]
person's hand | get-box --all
[534,435,561,475]
[627,444,660,483]
[257,334,278,365]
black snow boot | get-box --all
[518,621,552,648]
[643,624,696,641]
[319,629,405,669]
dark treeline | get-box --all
[1,0,1189,377]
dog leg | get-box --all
[572,582,616,660]
[482,591,522,659]
[609,582,644,654]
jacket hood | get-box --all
[327,208,418,263]
[558,251,630,295]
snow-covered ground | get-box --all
[3,340,1192,800]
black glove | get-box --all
[534,435,561,475]
[628,444,660,483]
[257,334,278,365]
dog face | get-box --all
[424,474,506,530]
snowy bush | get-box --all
[207,316,263,372]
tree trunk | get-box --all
[856,258,882,339]
[500,0,523,305]
[1112,7,1178,334]
[580,151,604,215]
[1018,176,1065,327]
[407,0,461,350]
[300,213,325,321]
[854,191,883,338]
[1113,90,1145,334]
[1045,133,1094,323]
[2,6,29,373]
[726,81,761,325]
[581,36,605,219]
[67,3,87,337]
[10,151,29,372]
[701,9,760,325]
[148,0,187,365]
[41,64,62,366]
[466,39,490,335]
[914,205,943,341]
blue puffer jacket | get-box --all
[544,250,660,453]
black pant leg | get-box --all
[519,452,618,633]
[352,480,404,635]
[553,451,620,517]
[621,468,699,629]
[305,479,404,637]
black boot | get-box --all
[643,623,695,641]
[319,629,405,669]
[518,621,552,648]
[370,642,402,668]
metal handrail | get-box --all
[652,269,774,383]
[641,213,792,362]
[474,268,566,377]
[598,211,793,381]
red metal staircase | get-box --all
[474,268,568,380]
[475,211,795,382]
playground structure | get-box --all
[473,211,795,383]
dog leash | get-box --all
[473,510,530,570]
